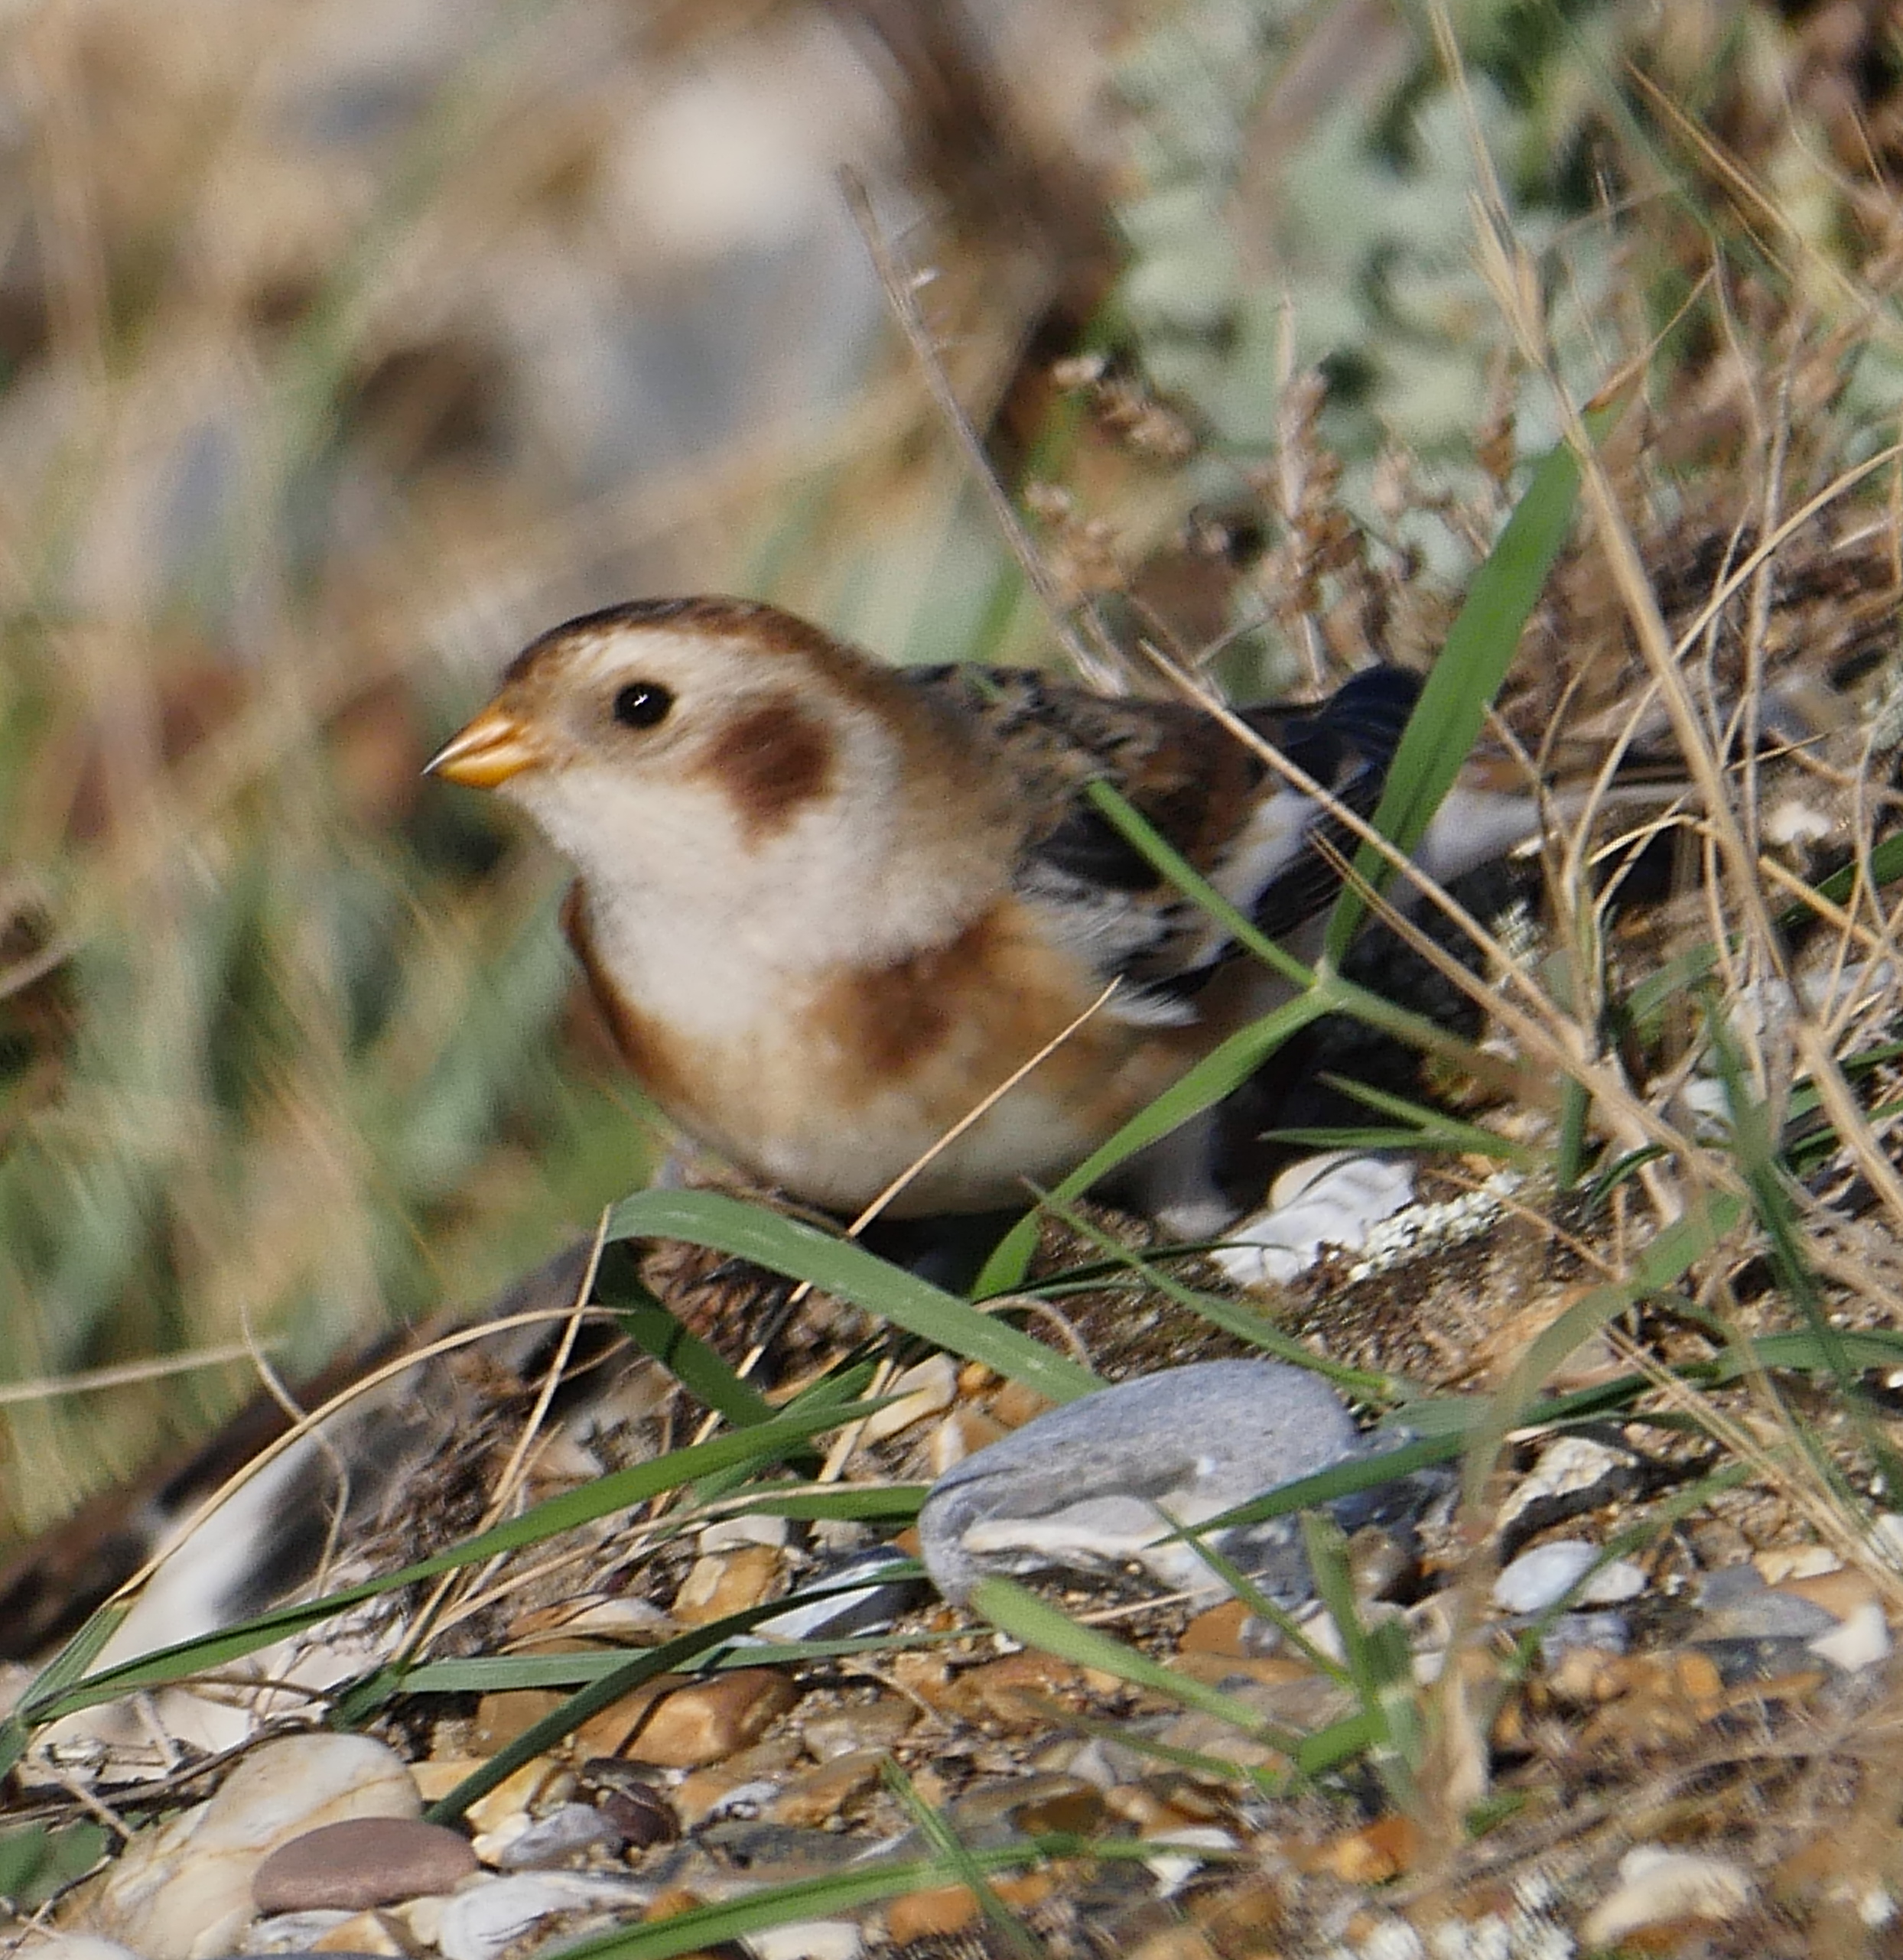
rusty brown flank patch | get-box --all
[809,902,1111,1110]
[698,695,836,843]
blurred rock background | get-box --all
[4,0,1900,1541]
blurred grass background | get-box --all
[4,0,1900,1542]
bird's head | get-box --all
[426,596,1010,949]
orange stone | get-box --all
[1309,1814,1423,1884]
[1179,1600,1255,1657]
[948,1651,1087,1728]
[576,1669,797,1767]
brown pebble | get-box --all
[885,1871,1055,1945]
[989,1381,1056,1428]
[1306,1814,1421,1884]
[1187,1877,1290,1952]
[252,1816,478,1913]
[1774,1568,1881,1622]
[673,1737,804,1822]
[948,1652,1087,1728]
[577,1668,798,1767]
[473,1688,565,1753]
[673,1544,785,1626]
[766,1747,886,1826]
[1179,1600,1254,1658]
[411,1758,487,1803]
[595,1669,803,1780]
[885,1880,983,1942]
[594,1783,680,1848]
[311,1908,408,1954]
[1169,1652,1314,1691]
[1127,1930,1221,1960]
[801,1696,918,1760]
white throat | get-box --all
[512,739,1005,1035]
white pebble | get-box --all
[1810,1600,1892,1672]
[1580,1847,1752,1947]
[744,1919,865,1960]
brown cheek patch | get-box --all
[699,697,835,843]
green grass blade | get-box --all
[607,1189,1099,1403]
[973,991,1333,1294]
[1324,411,1610,961]
[594,1245,781,1431]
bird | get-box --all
[422,595,1557,1243]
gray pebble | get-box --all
[745,1548,923,1643]
[1537,1611,1631,1660]
[1693,1634,1833,1686]
[496,1802,625,1871]
[435,1872,651,1960]
[1701,1585,1840,1641]
[1696,1562,1771,1611]
[918,1360,1388,1601]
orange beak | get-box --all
[425,706,546,788]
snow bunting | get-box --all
[426,596,1535,1234]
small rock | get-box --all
[472,1691,566,1754]
[506,1594,675,1646]
[765,1750,887,1827]
[919,1360,1394,1601]
[464,1759,570,1837]
[1579,1846,1752,1948]
[575,1760,682,1849]
[929,1406,1008,1474]
[1212,1152,1417,1289]
[1493,1540,1642,1614]
[692,1777,786,1824]
[1537,1611,1630,1660]
[1065,1737,1153,1789]
[238,1910,358,1952]
[305,1909,409,1955]
[885,1873,1055,1946]
[743,1920,864,1960]
[1697,1562,1771,1609]
[577,1668,797,1766]
[695,1821,865,1883]
[745,1549,922,1643]
[253,1817,478,1912]
[673,1544,785,1625]
[699,1513,789,1552]
[1498,1435,1634,1532]
[1700,1586,1840,1643]
[1693,1635,1833,1688]
[1810,1600,1892,1671]
[945,1651,1089,1729]
[800,1697,916,1760]
[496,1802,626,1870]
[78,1734,421,1960]
[988,1380,1055,1428]
[1777,1567,1882,1622]
[862,1354,959,1442]
[1142,1825,1238,1898]
[25,1941,149,1960]
[411,1760,487,1805]
[1179,1599,1258,1659]
[434,1871,651,1960]
[1755,1545,1842,1583]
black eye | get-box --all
[612,681,673,730]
